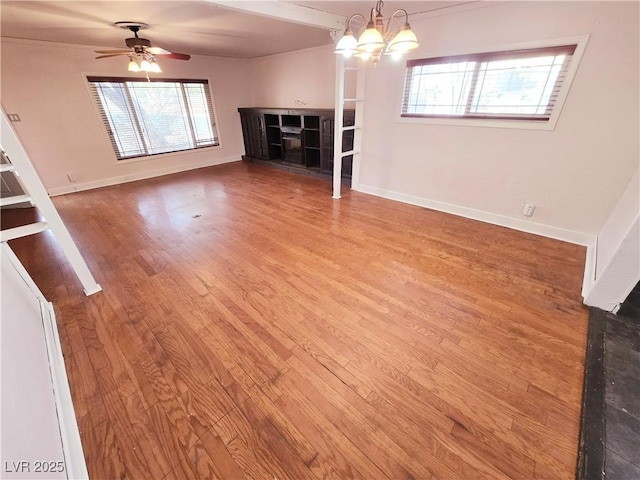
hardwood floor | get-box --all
[4,161,589,479]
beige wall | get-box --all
[249,44,336,109]
[358,1,638,240]
[1,38,253,194]
[246,1,639,242]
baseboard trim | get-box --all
[356,184,594,246]
[47,155,241,196]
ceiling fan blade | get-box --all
[146,46,172,55]
[95,49,131,54]
[156,52,191,61]
[95,53,130,59]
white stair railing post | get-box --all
[333,53,365,199]
[350,64,366,191]
[1,111,101,296]
[333,55,346,199]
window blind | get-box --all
[88,77,219,160]
[402,45,577,121]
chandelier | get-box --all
[334,0,419,65]
[127,53,162,73]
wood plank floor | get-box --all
[4,162,589,479]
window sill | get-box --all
[396,114,559,131]
[114,144,222,165]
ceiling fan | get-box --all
[95,22,190,72]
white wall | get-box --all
[595,168,640,280]
[250,44,336,108]
[0,38,253,194]
[248,1,639,244]
[358,1,639,242]
[1,247,67,479]
[584,168,640,311]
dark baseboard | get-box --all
[576,308,607,480]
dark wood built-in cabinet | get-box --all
[239,111,268,160]
[238,108,354,179]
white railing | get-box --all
[333,56,366,199]
[1,110,101,295]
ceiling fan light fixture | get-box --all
[147,59,162,73]
[140,58,151,71]
[127,57,141,72]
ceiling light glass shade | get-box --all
[334,5,418,64]
[334,30,358,58]
[356,23,384,53]
[140,59,151,71]
[148,60,162,73]
[127,59,141,72]
[387,25,419,53]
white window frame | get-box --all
[86,76,222,162]
[396,35,590,131]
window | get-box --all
[88,77,219,160]
[401,44,577,122]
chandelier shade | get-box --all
[356,22,385,53]
[334,29,358,58]
[387,25,419,53]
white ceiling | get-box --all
[0,1,473,59]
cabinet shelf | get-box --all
[282,115,302,128]
[304,116,320,129]
[239,107,354,178]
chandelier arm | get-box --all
[384,9,409,37]
[345,13,367,32]
[370,6,377,23]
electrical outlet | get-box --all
[523,204,536,217]
[7,114,21,122]
[66,172,77,183]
